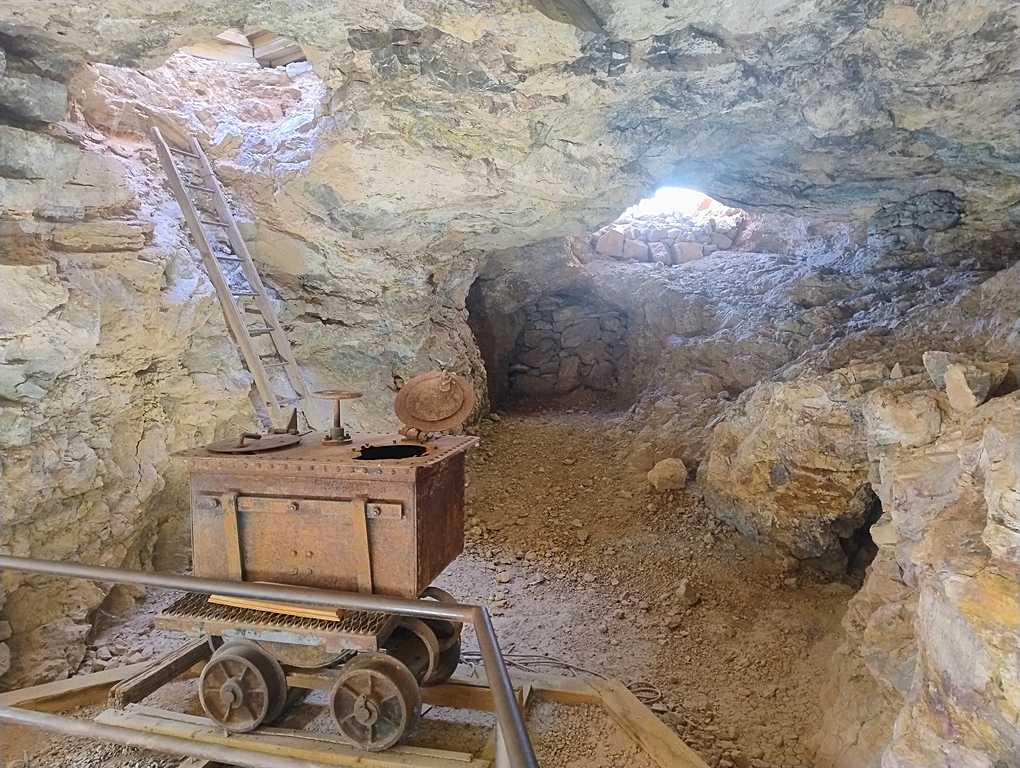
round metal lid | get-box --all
[394,371,476,433]
[311,390,363,400]
[206,433,302,454]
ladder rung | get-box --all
[248,326,276,336]
[169,147,199,158]
[200,219,230,228]
[215,254,243,262]
[233,289,258,296]
[184,183,216,193]
[279,397,302,406]
[262,361,288,368]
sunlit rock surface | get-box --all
[815,376,1020,768]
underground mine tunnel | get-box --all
[1,4,1019,768]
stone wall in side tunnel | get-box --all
[507,294,628,402]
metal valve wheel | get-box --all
[199,639,288,732]
[329,653,421,751]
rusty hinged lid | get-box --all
[394,371,476,434]
[175,431,478,479]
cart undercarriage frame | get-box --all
[0,556,708,768]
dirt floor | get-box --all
[1,407,851,768]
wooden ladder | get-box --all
[151,126,309,431]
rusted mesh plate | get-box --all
[160,593,393,650]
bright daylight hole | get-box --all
[622,186,712,217]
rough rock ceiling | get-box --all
[2,0,1019,259]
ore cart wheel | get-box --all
[395,618,441,683]
[429,636,462,686]
[330,653,421,751]
[420,586,463,685]
[199,639,288,732]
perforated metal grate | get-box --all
[161,592,392,645]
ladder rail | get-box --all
[150,127,286,428]
[186,136,310,407]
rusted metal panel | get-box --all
[414,453,467,595]
[185,432,476,599]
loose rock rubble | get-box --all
[647,458,688,491]
[443,408,852,768]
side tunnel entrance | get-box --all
[467,280,630,411]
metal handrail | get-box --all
[0,555,539,768]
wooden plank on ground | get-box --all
[109,638,211,708]
[423,680,497,713]
[209,593,344,622]
[96,706,490,768]
[451,670,600,707]
[590,679,709,768]
[0,662,153,713]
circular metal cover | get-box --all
[206,433,302,454]
[311,389,363,400]
[394,371,475,433]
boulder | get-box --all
[671,241,703,263]
[922,351,1009,409]
[0,72,67,123]
[944,362,1007,412]
[863,388,942,448]
[922,350,967,389]
[594,228,626,258]
[647,458,687,491]
[622,238,650,262]
[701,369,877,571]
[647,241,671,263]
[555,356,580,393]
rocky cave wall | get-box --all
[0,117,255,685]
[1,2,1020,766]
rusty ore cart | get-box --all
[156,373,479,751]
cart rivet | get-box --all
[288,502,299,511]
